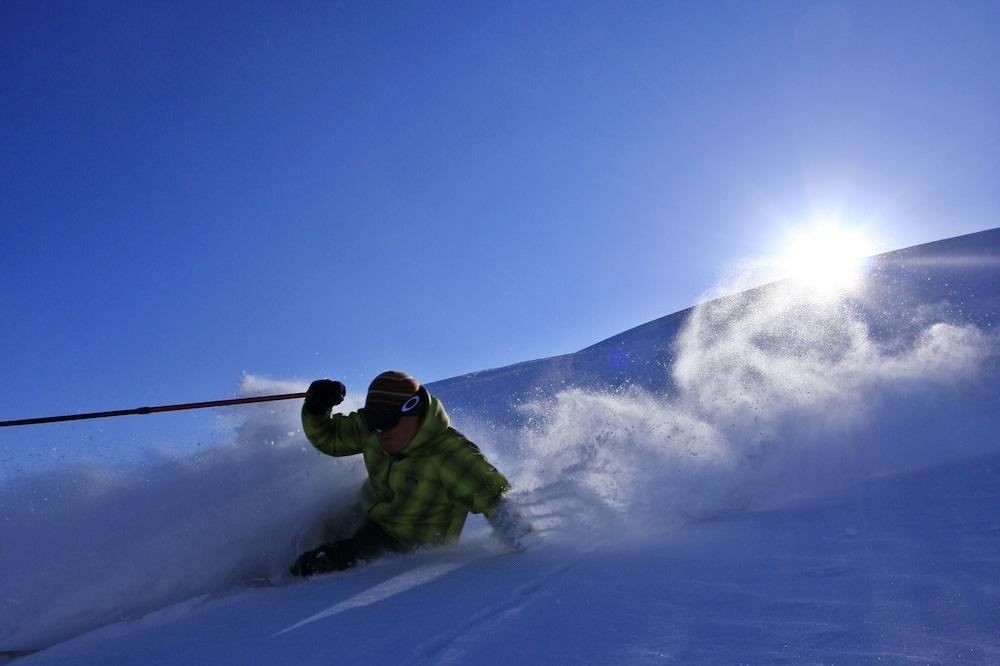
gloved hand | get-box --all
[487,498,535,552]
[304,379,346,415]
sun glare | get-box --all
[779,223,873,294]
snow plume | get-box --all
[0,376,367,650]
[509,281,998,543]
[1,288,997,651]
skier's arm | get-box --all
[438,440,532,548]
[301,407,368,457]
[300,379,366,457]
[439,439,511,515]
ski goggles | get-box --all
[359,393,423,433]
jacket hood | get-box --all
[399,388,450,456]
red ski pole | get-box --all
[0,392,308,428]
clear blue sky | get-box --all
[2,1,998,452]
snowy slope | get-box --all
[3,229,999,664]
[17,454,1000,665]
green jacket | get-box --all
[301,390,510,546]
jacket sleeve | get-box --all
[301,405,368,457]
[439,437,511,515]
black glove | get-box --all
[304,379,346,415]
[289,541,359,576]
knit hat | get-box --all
[362,371,424,432]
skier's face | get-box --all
[376,414,420,455]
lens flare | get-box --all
[779,223,873,294]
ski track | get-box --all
[271,560,470,637]
[402,547,592,665]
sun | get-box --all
[778,222,873,294]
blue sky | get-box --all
[2,1,998,451]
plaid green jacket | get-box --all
[301,391,510,545]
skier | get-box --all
[290,370,528,577]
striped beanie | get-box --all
[365,370,423,414]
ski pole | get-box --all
[0,392,308,428]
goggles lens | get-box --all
[360,407,402,434]
[360,393,422,434]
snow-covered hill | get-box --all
[3,229,999,664]
[18,453,1000,664]
[433,228,1000,427]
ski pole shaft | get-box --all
[0,392,308,428]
